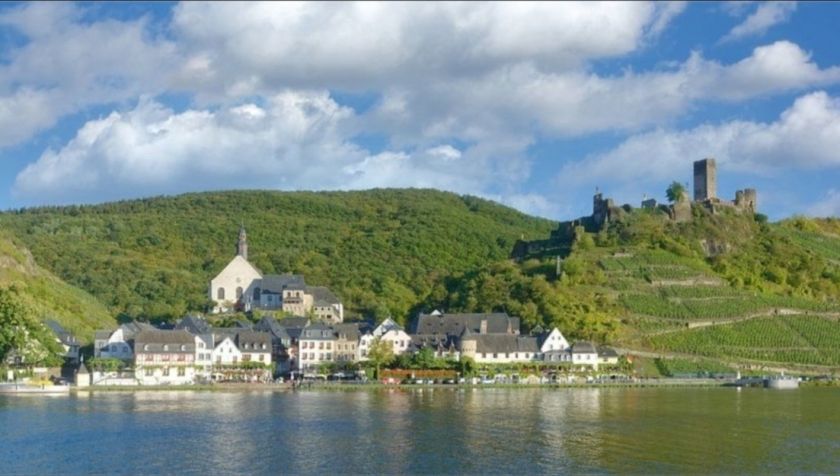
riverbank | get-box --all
[69,378,734,393]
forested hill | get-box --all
[0,189,555,323]
[0,231,115,342]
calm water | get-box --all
[1,387,838,474]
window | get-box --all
[326,343,331,350]
[163,368,170,376]
[253,287,261,300]
[145,368,153,376]
[236,287,243,300]
[493,353,498,359]
[178,367,186,377]
[261,343,266,350]
[259,354,264,362]
[319,342,324,350]
[144,344,150,351]
[180,345,186,351]
[163,345,169,351]
[217,288,225,300]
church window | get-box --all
[254,287,261,300]
[236,287,243,299]
[217,288,225,300]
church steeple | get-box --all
[237,225,248,260]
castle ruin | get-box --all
[511,158,759,259]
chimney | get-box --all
[480,319,488,335]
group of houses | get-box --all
[85,310,618,386]
[51,229,619,386]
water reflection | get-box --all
[1,388,838,475]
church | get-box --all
[208,227,344,323]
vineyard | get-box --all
[646,316,840,367]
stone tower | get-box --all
[237,226,248,260]
[693,158,717,201]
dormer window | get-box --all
[144,344,150,351]
[180,345,186,351]
[163,344,169,351]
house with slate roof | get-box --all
[94,321,156,361]
[208,227,344,321]
[45,320,80,365]
[134,330,196,385]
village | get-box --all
[7,226,621,389]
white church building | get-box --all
[209,227,344,322]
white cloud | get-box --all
[807,189,840,217]
[11,92,529,205]
[0,2,177,146]
[556,91,840,200]
[721,1,796,43]
[171,2,677,97]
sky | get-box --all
[1,1,839,221]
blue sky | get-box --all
[1,2,839,221]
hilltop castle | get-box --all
[512,158,757,258]
[209,227,344,322]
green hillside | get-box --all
[0,189,555,324]
[0,231,115,343]
[422,206,840,373]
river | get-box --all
[1,387,838,474]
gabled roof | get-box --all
[254,316,291,340]
[464,334,539,354]
[261,274,306,293]
[412,313,520,336]
[571,341,597,354]
[135,330,195,353]
[175,314,211,335]
[45,319,77,345]
[333,323,362,340]
[301,322,336,340]
[307,286,341,306]
[235,330,271,351]
[598,347,618,358]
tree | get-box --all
[413,347,437,369]
[0,286,62,367]
[666,181,687,203]
[0,286,33,363]
[367,337,395,380]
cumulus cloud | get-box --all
[721,1,796,43]
[12,92,528,205]
[556,91,840,199]
[0,2,177,146]
[170,2,675,97]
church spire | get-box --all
[237,225,248,260]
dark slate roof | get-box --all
[273,317,307,338]
[234,319,253,329]
[301,323,336,340]
[262,274,306,293]
[307,286,341,306]
[465,334,539,354]
[333,323,362,341]
[571,341,597,354]
[94,330,112,341]
[598,347,619,358]
[135,330,195,353]
[411,313,520,336]
[120,322,156,340]
[410,334,459,350]
[175,315,211,335]
[235,330,271,351]
[45,320,77,345]
[254,316,291,340]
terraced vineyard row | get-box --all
[646,316,840,367]
[621,294,774,320]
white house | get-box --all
[298,323,336,373]
[94,322,156,361]
[212,336,243,365]
[133,330,196,385]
